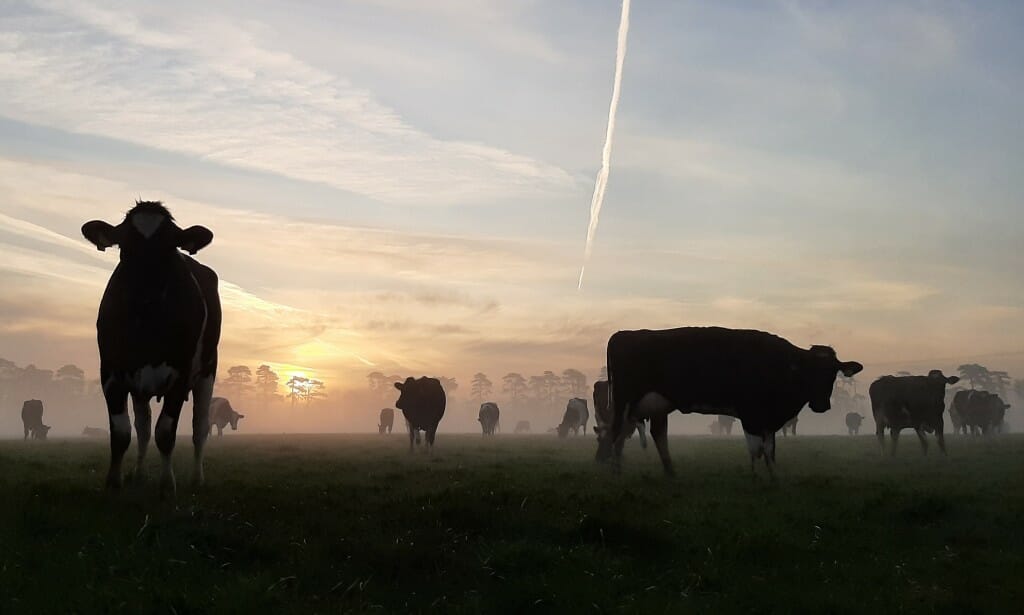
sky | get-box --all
[1,0,1023,413]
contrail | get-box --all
[578,0,631,290]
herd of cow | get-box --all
[11,202,1009,497]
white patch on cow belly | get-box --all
[111,413,131,438]
[131,212,166,238]
[130,364,178,396]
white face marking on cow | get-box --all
[129,364,178,396]
[110,413,132,439]
[630,392,673,419]
[131,211,166,238]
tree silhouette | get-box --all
[224,365,253,399]
[56,364,85,396]
[542,371,561,402]
[957,364,992,390]
[562,369,587,397]
[437,377,459,397]
[502,373,527,401]
[470,372,493,402]
[255,364,280,409]
[989,370,1011,396]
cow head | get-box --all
[805,345,863,413]
[229,412,245,430]
[82,201,213,259]
[556,423,571,439]
[35,424,51,440]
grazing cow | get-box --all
[82,201,221,497]
[21,400,50,440]
[394,377,446,452]
[845,412,864,435]
[379,407,395,434]
[209,397,245,436]
[780,416,798,436]
[478,402,500,436]
[557,398,588,438]
[958,390,1009,435]
[594,380,647,449]
[598,326,862,478]
[870,370,959,456]
[83,426,109,438]
[514,420,531,434]
[948,392,968,435]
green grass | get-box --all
[2,433,1023,614]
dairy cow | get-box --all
[598,326,862,478]
[557,398,588,438]
[845,412,864,435]
[594,380,647,449]
[394,377,446,452]
[209,397,245,436]
[21,400,50,440]
[82,201,221,497]
[478,402,500,436]
[870,370,959,456]
[953,390,1009,435]
[379,407,395,434]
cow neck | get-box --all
[118,250,187,302]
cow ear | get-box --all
[237,414,245,419]
[82,221,119,251]
[177,225,213,254]
[839,361,863,377]
[946,376,960,385]
[394,382,404,391]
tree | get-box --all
[56,364,85,396]
[224,365,253,399]
[437,377,459,397]
[502,373,527,401]
[562,369,587,398]
[542,371,562,402]
[470,372,493,402]
[367,372,388,395]
[989,370,1011,396]
[957,364,992,390]
[286,375,309,407]
[255,364,280,408]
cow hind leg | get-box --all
[191,374,214,488]
[636,421,648,450]
[155,393,188,500]
[104,386,131,490]
[408,425,415,452]
[890,428,901,457]
[130,394,152,483]
[763,431,777,481]
[875,422,886,455]
[649,413,674,477]
[744,432,764,476]
[426,427,437,452]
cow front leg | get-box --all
[875,422,886,454]
[130,394,152,483]
[103,384,131,490]
[745,431,764,477]
[155,392,187,500]
[191,373,214,488]
[426,427,437,452]
[914,428,929,455]
[890,428,901,457]
[407,424,415,452]
[649,413,674,477]
[636,420,648,450]
[763,430,777,481]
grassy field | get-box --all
[2,433,1023,614]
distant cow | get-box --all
[948,392,967,435]
[780,416,798,436]
[598,326,862,478]
[394,377,446,452]
[83,426,109,438]
[83,202,221,497]
[870,370,959,456]
[379,407,395,434]
[478,402,500,436]
[954,390,1009,435]
[593,381,647,449]
[209,397,245,436]
[845,412,864,435]
[557,398,588,438]
[21,400,50,440]
[514,420,531,434]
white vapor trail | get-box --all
[578,0,631,290]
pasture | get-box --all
[2,433,1023,614]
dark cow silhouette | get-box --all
[845,412,864,435]
[870,370,959,456]
[21,400,49,440]
[557,398,587,438]
[598,326,862,478]
[478,402,500,435]
[948,392,967,435]
[378,407,395,434]
[514,420,531,434]
[953,390,1009,435]
[82,201,221,497]
[594,380,647,449]
[83,426,109,438]
[780,416,798,436]
[209,397,245,436]
[394,377,446,452]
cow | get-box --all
[379,407,395,434]
[845,412,864,435]
[948,392,968,435]
[478,402,500,436]
[597,326,862,478]
[780,416,798,436]
[83,426,109,438]
[956,390,1009,435]
[869,370,959,456]
[21,400,50,440]
[594,380,647,449]
[557,398,588,438]
[514,420,531,434]
[394,377,446,452]
[82,201,221,497]
[209,397,245,436]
